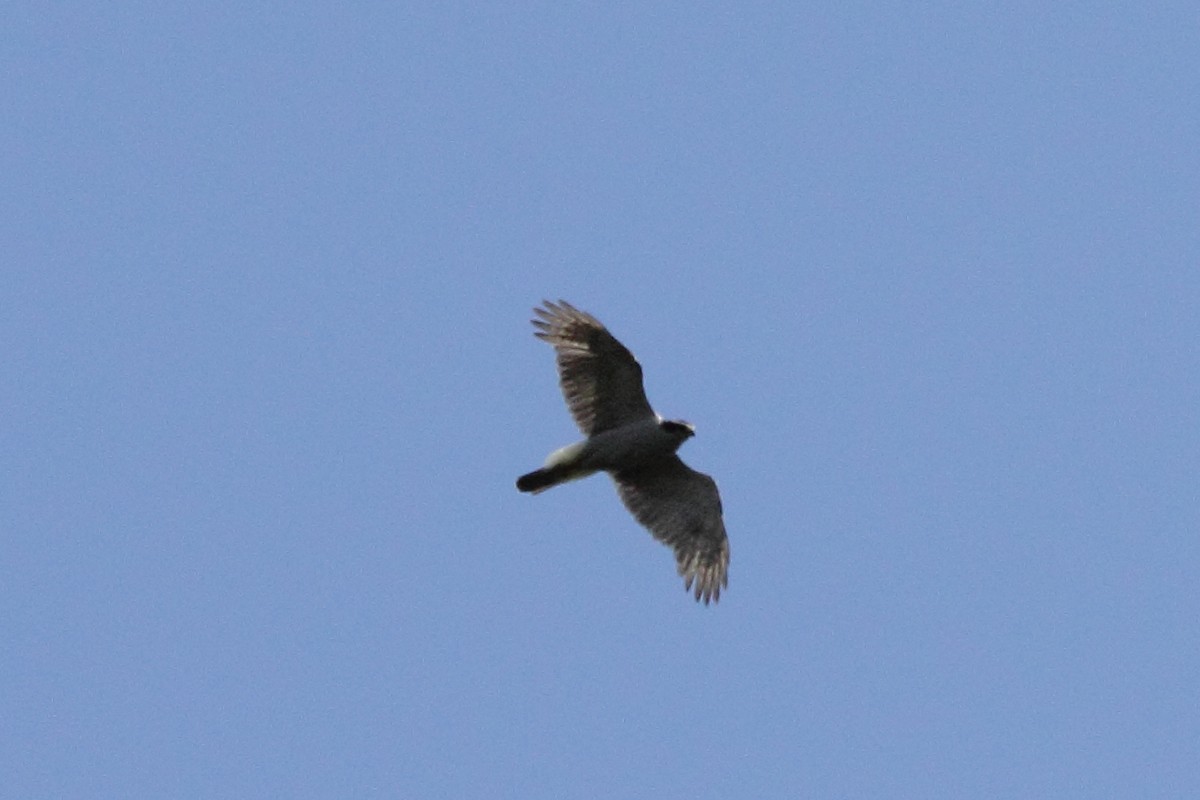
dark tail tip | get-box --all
[516,468,555,493]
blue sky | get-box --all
[4,3,1198,797]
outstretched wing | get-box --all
[613,456,730,604]
[532,300,655,435]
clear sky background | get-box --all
[4,3,1198,797]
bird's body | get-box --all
[516,300,730,604]
[517,417,690,492]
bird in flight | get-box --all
[516,300,729,604]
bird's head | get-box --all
[660,419,695,440]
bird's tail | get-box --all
[518,442,593,494]
[516,466,566,494]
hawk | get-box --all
[516,300,730,604]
